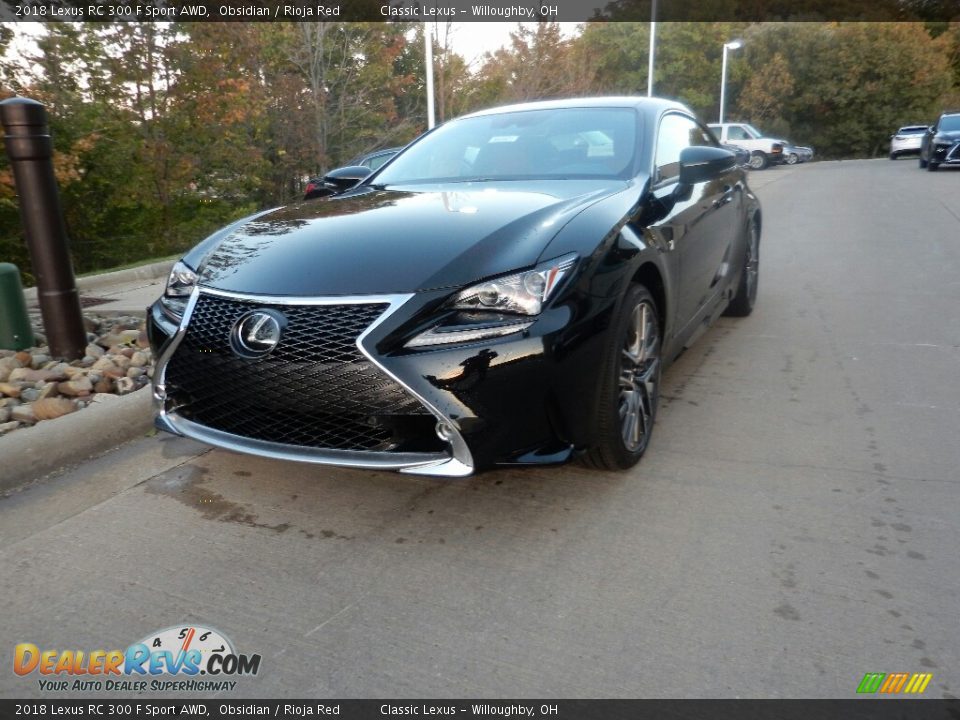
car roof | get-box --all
[460,96,693,120]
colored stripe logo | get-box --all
[857,672,932,694]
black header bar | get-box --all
[2,0,959,22]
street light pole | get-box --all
[719,39,742,124]
[647,0,657,97]
[424,22,436,130]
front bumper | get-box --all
[930,141,960,164]
[149,286,597,476]
[891,138,922,154]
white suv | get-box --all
[889,125,927,159]
[708,122,787,170]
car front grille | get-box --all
[164,294,435,452]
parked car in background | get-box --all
[889,125,927,159]
[784,144,814,165]
[919,111,960,171]
[304,147,402,199]
[149,97,762,477]
[708,122,787,170]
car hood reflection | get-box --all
[197,181,626,296]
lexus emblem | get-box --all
[230,310,285,359]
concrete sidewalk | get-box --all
[2,260,175,493]
[23,258,174,317]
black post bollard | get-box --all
[0,97,86,360]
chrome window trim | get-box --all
[152,287,475,477]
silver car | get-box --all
[889,125,927,159]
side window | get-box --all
[367,153,393,172]
[655,114,704,182]
[727,125,750,141]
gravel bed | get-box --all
[0,315,154,436]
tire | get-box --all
[927,160,939,172]
[748,152,769,170]
[786,153,799,165]
[582,284,661,471]
[889,152,897,160]
[723,218,759,318]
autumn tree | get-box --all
[473,22,597,106]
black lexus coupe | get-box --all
[919,110,960,170]
[148,97,762,477]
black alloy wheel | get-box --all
[583,284,661,470]
[724,219,759,317]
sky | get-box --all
[432,22,582,68]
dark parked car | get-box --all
[919,111,960,170]
[784,144,814,165]
[149,97,761,477]
[304,147,401,199]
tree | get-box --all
[473,22,597,107]
[735,22,954,156]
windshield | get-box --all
[898,126,927,134]
[939,115,960,132]
[743,124,764,139]
[374,107,638,185]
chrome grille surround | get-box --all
[153,287,474,476]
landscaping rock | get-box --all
[115,377,137,395]
[0,382,24,398]
[32,397,77,421]
[58,377,94,397]
[1,313,155,440]
[11,404,36,424]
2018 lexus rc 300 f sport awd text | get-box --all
[148,97,762,477]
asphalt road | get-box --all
[2,158,958,700]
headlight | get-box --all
[448,253,577,316]
[159,260,198,322]
[405,254,577,348]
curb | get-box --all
[22,259,175,303]
[0,387,155,493]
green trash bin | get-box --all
[0,263,35,351]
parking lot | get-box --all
[1,158,958,699]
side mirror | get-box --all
[929,126,936,133]
[323,165,371,193]
[678,146,736,185]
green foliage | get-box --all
[735,23,954,157]
[578,22,751,119]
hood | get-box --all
[195,181,624,296]
[936,130,960,140]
